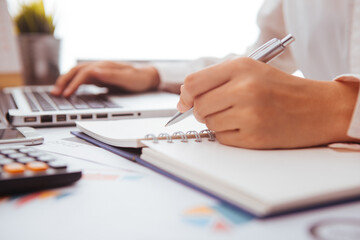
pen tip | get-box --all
[164,121,172,127]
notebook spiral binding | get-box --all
[145,129,215,143]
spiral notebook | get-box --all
[75,116,207,148]
[74,117,360,217]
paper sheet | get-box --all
[0,153,359,239]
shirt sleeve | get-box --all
[152,55,237,92]
[152,0,297,92]
[333,74,360,139]
[245,0,297,74]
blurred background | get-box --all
[7,0,264,74]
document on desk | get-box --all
[1,149,360,240]
[0,152,248,240]
[35,138,145,173]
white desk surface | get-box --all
[0,126,359,240]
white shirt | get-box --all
[153,0,360,141]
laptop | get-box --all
[0,85,179,127]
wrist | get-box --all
[327,81,360,142]
[143,66,160,90]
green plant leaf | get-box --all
[13,0,55,34]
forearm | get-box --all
[152,54,238,93]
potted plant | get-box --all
[13,0,60,85]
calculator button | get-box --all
[27,162,48,172]
[1,149,17,155]
[17,157,36,164]
[0,158,14,166]
[37,155,55,162]
[28,152,47,158]
[3,163,26,174]
[49,161,67,169]
[19,147,36,153]
[8,153,26,159]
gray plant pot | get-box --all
[18,34,60,85]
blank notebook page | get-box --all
[141,139,360,213]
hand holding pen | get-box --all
[166,34,294,127]
[168,33,359,149]
[164,33,349,149]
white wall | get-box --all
[7,0,264,73]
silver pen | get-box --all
[165,34,295,127]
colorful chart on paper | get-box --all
[182,203,254,231]
[0,189,73,208]
[0,170,144,208]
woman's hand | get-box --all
[178,58,359,149]
[51,61,160,97]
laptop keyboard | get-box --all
[24,92,40,112]
[49,94,88,110]
[33,92,56,111]
[24,90,120,112]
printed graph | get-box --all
[82,170,144,181]
[0,171,145,208]
[182,203,254,231]
[0,189,73,208]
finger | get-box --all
[177,85,193,112]
[205,107,246,132]
[51,63,87,96]
[52,62,123,96]
[178,63,232,111]
[62,67,94,97]
[179,58,252,111]
[193,81,236,122]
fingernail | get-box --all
[177,102,185,113]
